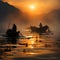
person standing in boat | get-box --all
[6,24,20,44]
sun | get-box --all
[22,3,39,15]
[29,4,36,10]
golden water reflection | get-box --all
[0,35,59,60]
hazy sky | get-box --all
[3,0,60,4]
[0,0,60,38]
[3,0,59,15]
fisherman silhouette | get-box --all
[30,22,51,35]
[39,23,42,29]
[6,24,20,44]
[39,23,43,34]
[12,24,17,32]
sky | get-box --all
[0,0,59,38]
[3,0,59,15]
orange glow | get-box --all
[3,0,58,16]
[18,2,40,16]
[28,4,36,11]
[3,1,56,16]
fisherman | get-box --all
[6,24,20,44]
[30,22,51,35]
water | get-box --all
[0,35,60,60]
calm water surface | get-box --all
[0,35,60,60]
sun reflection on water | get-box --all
[0,33,57,60]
